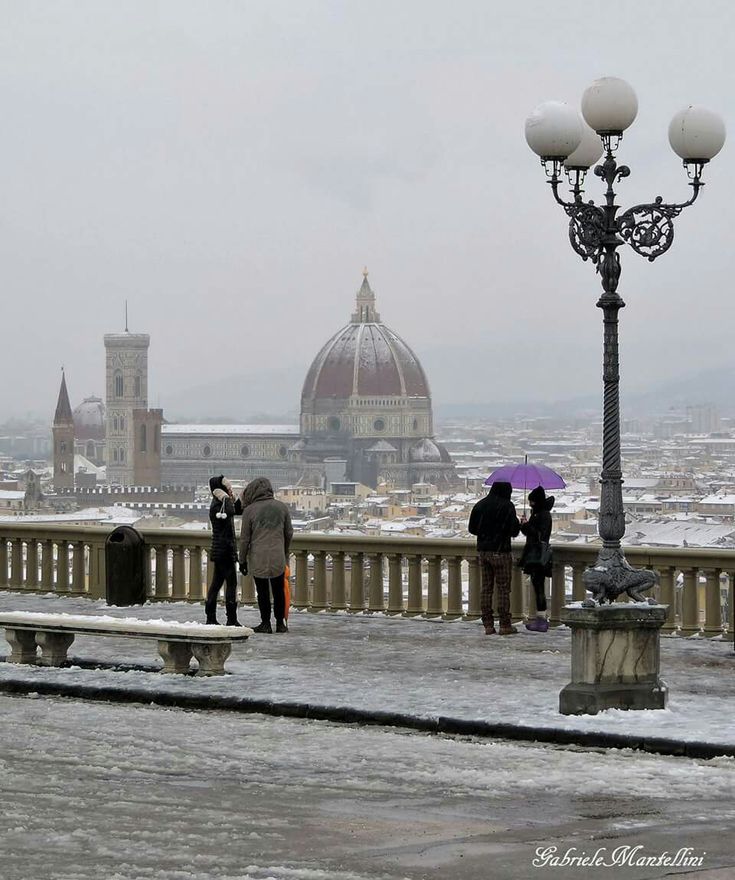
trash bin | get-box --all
[105,526,148,606]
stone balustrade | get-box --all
[0,523,732,637]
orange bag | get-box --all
[283,565,291,620]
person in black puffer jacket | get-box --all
[520,486,555,633]
[205,475,243,626]
[468,481,520,635]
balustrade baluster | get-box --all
[312,551,328,610]
[466,555,481,618]
[189,547,204,601]
[349,552,364,612]
[72,542,86,593]
[510,566,524,623]
[679,568,700,636]
[155,545,169,599]
[294,550,309,609]
[728,572,734,637]
[171,546,186,599]
[368,553,384,612]
[426,556,442,616]
[10,539,24,589]
[406,554,423,615]
[387,553,403,614]
[0,539,8,587]
[658,567,677,633]
[330,553,346,610]
[56,542,70,592]
[26,540,40,589]
[87,540,106,599]
[446,557,462,619]
[549,562,565,627]
[42,539,54,589]
[703,568,723,638]
[572,563,586,602]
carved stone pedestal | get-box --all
[559,603,669,715]
[6,628,38,664]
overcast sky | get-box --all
[0,0,732,421]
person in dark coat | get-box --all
[520,486,555,633]
[204,475,243,626]
[239,477,293,634]
[467,481,521,635]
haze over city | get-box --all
[1,0,733,422]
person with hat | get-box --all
[519,485,555,633]
[204,475,243,626]
[468,481,521,635]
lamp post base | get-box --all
[582,546,657,603]
[559,603,669,715]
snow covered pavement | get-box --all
[0,591,733,749]
[2,592,735,879]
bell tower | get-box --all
[52,370,75,490]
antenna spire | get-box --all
[125,300,129,333]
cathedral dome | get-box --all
[409,438,442,462]
[73,396,106,441]
[302,273,430,401]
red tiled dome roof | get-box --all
[302,276,430,400]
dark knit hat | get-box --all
[528,486,546,504]
[209,475,225,494]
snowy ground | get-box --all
[1,593,735,879]
[1,694,734,880]
[0,591,733,748]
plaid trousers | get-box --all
[479,551,513,628]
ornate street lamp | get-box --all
[525,77,726,603]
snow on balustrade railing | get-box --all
[0,523,732,636]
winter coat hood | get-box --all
[489,481,513,500]
[242,477,275,507]
[209,475,225,495]
[528,486,555,511]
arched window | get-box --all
[120,448,126,463]
[120,417,125,431]
[140,424,147,452]
[114,372,123,398]
[59,441,66,454]
[134,375,141,398]
[113,449,119,462]
[113,416,119,431]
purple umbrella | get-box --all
[483,460,566,490]
[484,457,565,514]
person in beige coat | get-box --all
[239,477,293,633]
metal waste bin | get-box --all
[105,526,148,606]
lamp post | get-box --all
[526,77,726,603]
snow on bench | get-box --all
[0,612,253,676]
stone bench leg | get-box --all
[5,628,38,664]
[158,640,193,674]
[36,631,75,666]
[192,642,231,676]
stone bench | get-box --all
[0,612,253,676]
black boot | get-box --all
[205,601,219,626]
[225,603,242,627]
[275,620,288,633]
[252,621,273,634]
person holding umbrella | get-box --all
[519,486,555,633]
[468,481,521,635]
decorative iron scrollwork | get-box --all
[565,201,605,262]
[617,196,685,261]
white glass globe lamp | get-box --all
[564,121,604,169]
[669,106,726,163]
[581,77,638,135]
[525,101,583,160]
